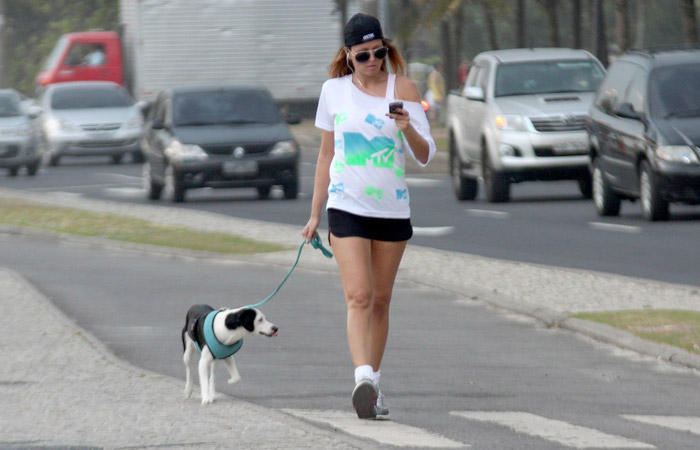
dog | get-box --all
[182,304,278,404]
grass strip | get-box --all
[0,199,288,255]
[574,309,700,355]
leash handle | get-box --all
[310,234,333,259]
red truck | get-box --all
[35,31,124,89]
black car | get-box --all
[587,47,700,221]
[143,85,300,202]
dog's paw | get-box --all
[228,374,241,385]
[183,388,192,400]
[201,397,214,406]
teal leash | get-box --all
[245,235,333,309]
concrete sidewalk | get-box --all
[2,187,700,448]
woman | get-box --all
[302,13,436,420]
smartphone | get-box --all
[389,101,403,114]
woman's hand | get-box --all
[302,215,321,244]
[387,108,410,131]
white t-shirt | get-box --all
[315,74,436,219]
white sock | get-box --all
[372,370,381,388]
[354,365,374,384]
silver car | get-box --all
[37,81,144,166]
[0,89,41,176]
[447,48,605,202]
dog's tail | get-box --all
[181,325,187,352]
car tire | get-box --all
[483,151,510,203]
[143,163,163,200]
[283,180,298,199]
[111,154,123,165]
[26,161,40,176]
[8,167,19,177]
[578,173,593,199]
[48,154,61,167]
[257,185,271,199]
[450,138,477,201]
[132,151,145,164]
[639,160,669,221]
[164,165,185,203]
[592,159,621,216]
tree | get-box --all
[572,0,583,48]
[592,0,609,66]
[680,0,699,44]
[515,0,526,47]
[537,0,561,47]
[615,0,631,53]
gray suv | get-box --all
[447,48,605,202]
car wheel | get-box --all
[8,167,19,177]
[143,163,163,200]
[450,139,477,201]
[257,185,271,199]
[164,165,185,203]
[592,159,621,216]
[578,173,593,199]
[283,180,298,199]
[483,151,509,203]
[639,160,669,221]
[26,161,40,176]
[132,151,145,164]
[48,153,61,167]
[111,154,123,165]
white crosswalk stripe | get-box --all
[282,409,468,448]
[451,411,654,449]
[622,415,700,436]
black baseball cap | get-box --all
[344,13,384,48]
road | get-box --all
[2,145,700,287]
[3,235,700,449]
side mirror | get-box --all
[614,102,639,120]
[286,112,302,125]
[26,105,42,119]
[465,86,485,101]
[151,118,165,130]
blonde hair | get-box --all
[328,40,406,78]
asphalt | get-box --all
[2,151,700,448]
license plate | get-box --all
[222,160,258,176]
[553,141,588,154]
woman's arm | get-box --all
[389,76,431,164]
[302,130,334,242]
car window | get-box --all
[593,61,637,113]
[51,86,134,109]
[464,65,481,89]
[42,37,69,71]
[623,70,647,115]
[478,62,491,93]
[0,93,22,117]
[172,90,281,126]
[495,59,604,97]
[648,62,700,119]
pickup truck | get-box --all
[446,48,605,202]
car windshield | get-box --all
[0,94,22,117]
[495,60,605,97]
[173,89,281,127]
[649,62,700,119]
[42,37,69,71]
[51,86,134,110]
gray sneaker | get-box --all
[375,390,390,420]
[351,378,378,419]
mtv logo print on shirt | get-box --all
[343,133,396,169]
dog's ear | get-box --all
[225,308,257,332]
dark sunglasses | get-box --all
[351,46,388,63]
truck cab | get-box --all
[35,31,123,90]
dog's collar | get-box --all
[196,310,243,360]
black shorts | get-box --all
[328,208,413,242]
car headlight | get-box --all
[494,114,529,131]
[655,146,699,165]
[270,140,298,156]
[165,140,208,162]
[46,117,79,134]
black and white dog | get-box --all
[182,304,278,404]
